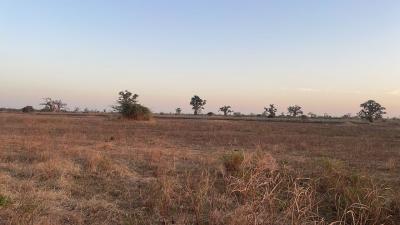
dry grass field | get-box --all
[0,113,399,225]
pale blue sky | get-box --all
[1,1,399,116]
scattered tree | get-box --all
[219,105,233,116]
[22,106,34,113]
[323,113,332,118]
[233,112,242,117]
[190,95,206,115]
[113,90,151,120]
[175,108,182,115]
[287,105,303,117]
[308,112,317,118]
[40,98,67,112]
[358,100,386,122]
[342,113,352,119]
[300,115,308,120]
[264,104,277,118]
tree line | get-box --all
[18,91,387,122]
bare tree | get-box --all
[219,105,233,116]
[264,104,277,118]
[40,98,67,112]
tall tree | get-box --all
[219,105,233,116]
[358,100,386,122]
[190,95,206,115]
[264,104,277,118]
[287,105,303,117]
[40,98,67,112]
[175,108,182,115]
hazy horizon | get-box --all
[1,1,399,116]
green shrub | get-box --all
[122,103,152,120]
[21,106,34,113]
[113,90,152,120]
[0,194,10,207]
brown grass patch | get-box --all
[0,113,399,224]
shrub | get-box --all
[300,115,308,120]
[222,150,244,174]
[0,194,10,207]
[113,90,152,120]
[21,106,34,113]
[233,112,242,117]
[124,104,151,120]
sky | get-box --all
[1,0,399,116]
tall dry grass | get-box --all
[0,113,399,224]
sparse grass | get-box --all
[0,194,10,207]
[0,113,399,224]
[222,150,244,174]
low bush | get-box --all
[121,104,152,120]
[0,194,10,207]
[222,150,244,174]
[21,106,34,113]
[113,90,152,120]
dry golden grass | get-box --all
[0,113,399,225]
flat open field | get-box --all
[0,113,399,225]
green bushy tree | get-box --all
[358,100,386,122]
[287,105,303,117]
[219,105,233,116]
[190,95,206,115]
[113,90,151,120]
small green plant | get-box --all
[222,150,244,174]
[0,194,10,207]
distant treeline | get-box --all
[1,91,395,122]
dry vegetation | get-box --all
[0,113,399,225]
